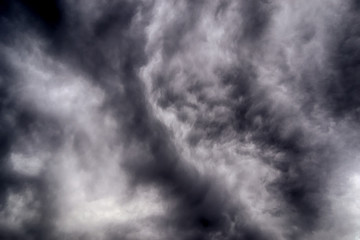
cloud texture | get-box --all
[0,0,360,239]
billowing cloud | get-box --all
[0,0,359,239]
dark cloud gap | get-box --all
[0,0,64,41]
[325,4,360,121]
[239,0,276,41]
[17,0,64,30]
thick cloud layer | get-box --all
[0,0,360,239]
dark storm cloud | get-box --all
[325,2,360,120]
[1,1,271,239]
[0,1,143,239]
[239,0,276,41]
[0,0,64,43]
[0,1,66,238]
[222,64,333,234]
[56,2,275,238]
[2,0,360,240]
[144,1,330,236]
[0,81,62,239]
[142,1,359,239]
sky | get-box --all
[0,0,360,239]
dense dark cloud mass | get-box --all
[1,0,360,239]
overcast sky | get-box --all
[1,0,360,239]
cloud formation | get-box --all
[0,0,360,239]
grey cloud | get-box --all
[1,0,360,240]
[325,2,360,121]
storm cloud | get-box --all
[0,0,360,239]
